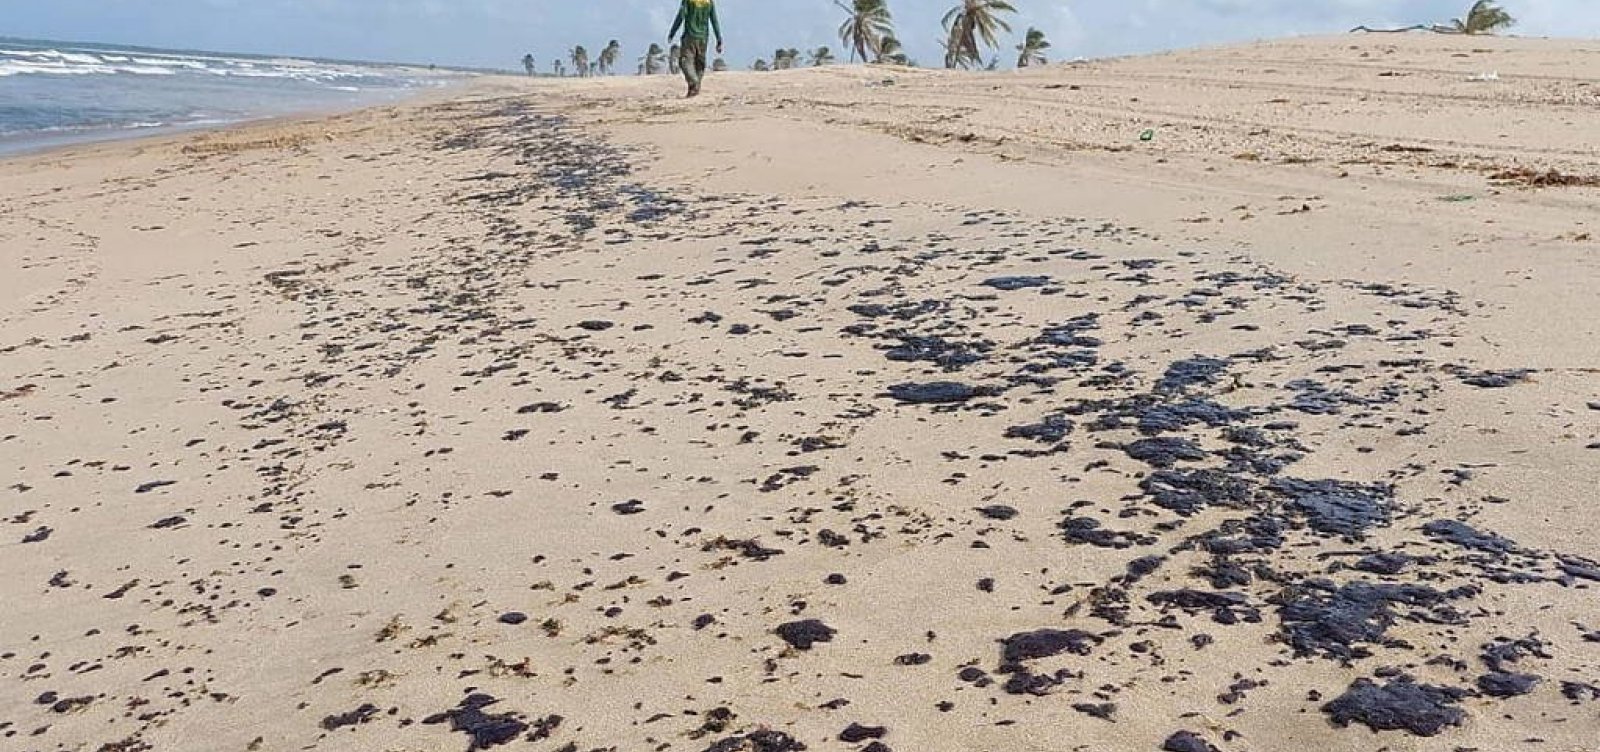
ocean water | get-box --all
[0,38,456,155]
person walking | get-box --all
[668,0,723,97]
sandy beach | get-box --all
[2,33,1598,752]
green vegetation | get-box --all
[943,0,1016,69]
[1449,0,1515,34]
[836,0,895,63]
[1015,26,1050,68]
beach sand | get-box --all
[2,33,1597,752]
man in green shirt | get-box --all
[668,0,723,97]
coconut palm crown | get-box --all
[837,0,895,63]
[642,43,666,75]
[1015,27,1050,68]
[876,35,909,65]
[1449,0,1515,34]
[598,40,621,75]
[943,0,1017,69]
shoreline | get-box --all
[0,116,286,159]
[0,77,484,162]
[2,34,1597,752]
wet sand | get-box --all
[2,34,1598,752]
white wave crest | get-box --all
[131,56,207,70]
[114,65,179,76]
[1,46,430,88]
[0,61,108,77]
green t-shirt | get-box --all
[670,0,722,43]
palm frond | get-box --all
[1450,0,1515,34]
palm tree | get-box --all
[570,45,589,77]
[1449,0,1515,34]
[753,59,770,71]
[669,44,682,75]
[1015,27,1050,68]
[553,59,565,77]
[599,40,621,75]
[875,35,909,65]
[713,58,728,72]
[642,43,666,75]
[784,48,801,69]
[521,53,535,76]
[836,0,895,63]
[809,46,836,67]
[943,0,1016,69]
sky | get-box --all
[3,0,1596,70]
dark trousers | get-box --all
[680,38,707,92]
